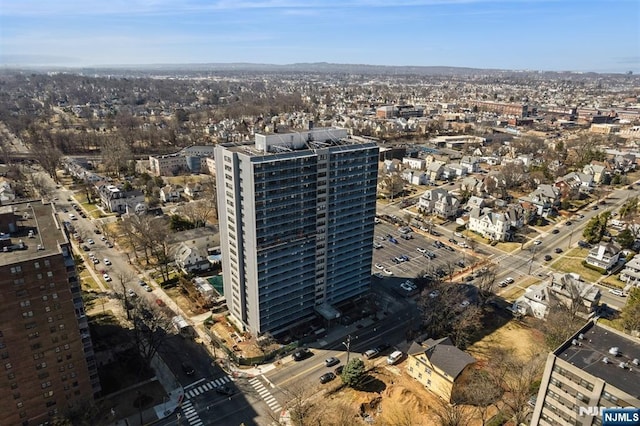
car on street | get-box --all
[374,263,384,270]
[216,385,234,396]
[374,343,391,353]
[320,372,336,384]
[292,348,313,361]
[400,282,414,292]
[373,272,384,279]
[609,289,626,297]
[325,357,340,367]
[181,362,195,376]
[143,284,153,292]
[456,260,465,268]
[454,232,463,238]
[103,258,111,266]
[106,241,114,248]
[103,273,112,282]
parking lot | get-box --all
[371,222,478,283]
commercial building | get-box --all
[0,201,100,425]
[215,127,379,335]
[530,320,640,426]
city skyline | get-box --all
[1,0,639,73]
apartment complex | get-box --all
[148,145,216,176]
[530,320,640,426]
[0,201,100,425]
[215,127,379,335]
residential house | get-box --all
[184,182,203,199]
[418,188,460,218]
[522,184,559,216]
[402,170,429,185]
[465,196,487,211]
[460,156,480,173]
[612,154,637,173]
[0,180,16,204]
[582,163,607,184]
[620,253,640,287]
[513,273,601,319]
[406,337,476,402]
[382,159,402,173]
[553,179,580,201]
[459,176,486,197]
[468,207,510,241]
[503,203,528,228]
[442,163,468,179]
[98,184,146,214]
[160,185,181,203]
[426,160,445,182]
[585,242,622,271]
[167,226,220,274]
[402,157,426,170]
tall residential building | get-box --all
[530,320,640,426]
[215,127,379,335]
[0,201,100,426]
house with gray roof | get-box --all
[406,337,475,402]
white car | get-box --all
[460,300,470,308]
[428,290,440,298]
[103,273,112,282]
[533,240,542,245]
[609,289,625,297]
[416,247,427,254]
[87,239,95,245]
[126,288,136,298]
[383,268,393,276]
[400,282,414,292]
[374,263,385,270]
[103,258,112,266]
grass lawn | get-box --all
[79,269,102,291]
[550,255,604,283]
[494,241,523,253]
[601,274,626,289]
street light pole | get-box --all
[342,335,353,365]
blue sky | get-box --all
[0,0,638,72]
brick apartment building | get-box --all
[0,201,100,425]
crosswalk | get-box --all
[181,399,203,426]
[249,377,282,413]
[185,375,233,400]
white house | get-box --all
[160,185,181,203]
[460,156,480,173]
[98,184,146,214]
[418,188,460,218]
[620,253,640,287]
[402,157,426,170]
[184,182,203,198]
[467,207,510,241]
[585,242,622,271]
[174,242,210,274]
[0,180,16,204]
[514,273,601,319]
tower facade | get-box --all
[0,201,100,425]
[216,128,379,335]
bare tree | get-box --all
[130,298,173,367]
[32,144,63,183]
[486,347,545,425]
[474,264,498,306]
[453,369,502,426]
[100,137,132,177]
[433,397,474,426]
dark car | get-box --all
[449,238,457,244]
[544,255,552,261]
[81,245,90,251]
[216,385,234,396]
[181,362,195,376]
[334,365,344,375]
[94,229,101,234]
[565,221,572,226]
[592,205,599,210]
[325,357,340,367]
[554,248,563,254]
[320,372,336,384]
[292,348,313,361]
[551,229,560,234]
[388,237,398,244]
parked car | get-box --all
[126,288,136,298]
[103,273,112,282]
[374,263,384,270]
[363,349,380,359]
[334,365,344,375]
[551,229,560,234]
[609,289,626,297]
[388,237,398,244]
[554,248,563,253]
[383,268,393,276]
[87,239,95,245]
[416,247,427,254]
[544,255,552,261]
[325,357,340,367]
[103,258,111,266]
[373,242,383,249]
[320,372,336,384]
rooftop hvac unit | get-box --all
[578,333,585,340]
[572,339,579,346]
[609,347,620,356]
[618,362,628,369]
[632,358,639,366]
[602,357,610,364]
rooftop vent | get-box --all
[602,357,610,364]
[578,333,585,340]
[572,339,579,346]
[28,230,34,238]
[618,362,628,369]
[609,347,620,356]
[37,245,44,251]
[632,358,639,366]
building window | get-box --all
[19,300,31,308]
[47,271,53,278]
[34,262,40,269]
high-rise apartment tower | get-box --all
[215,128,379,335]
[0,201,100,425]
